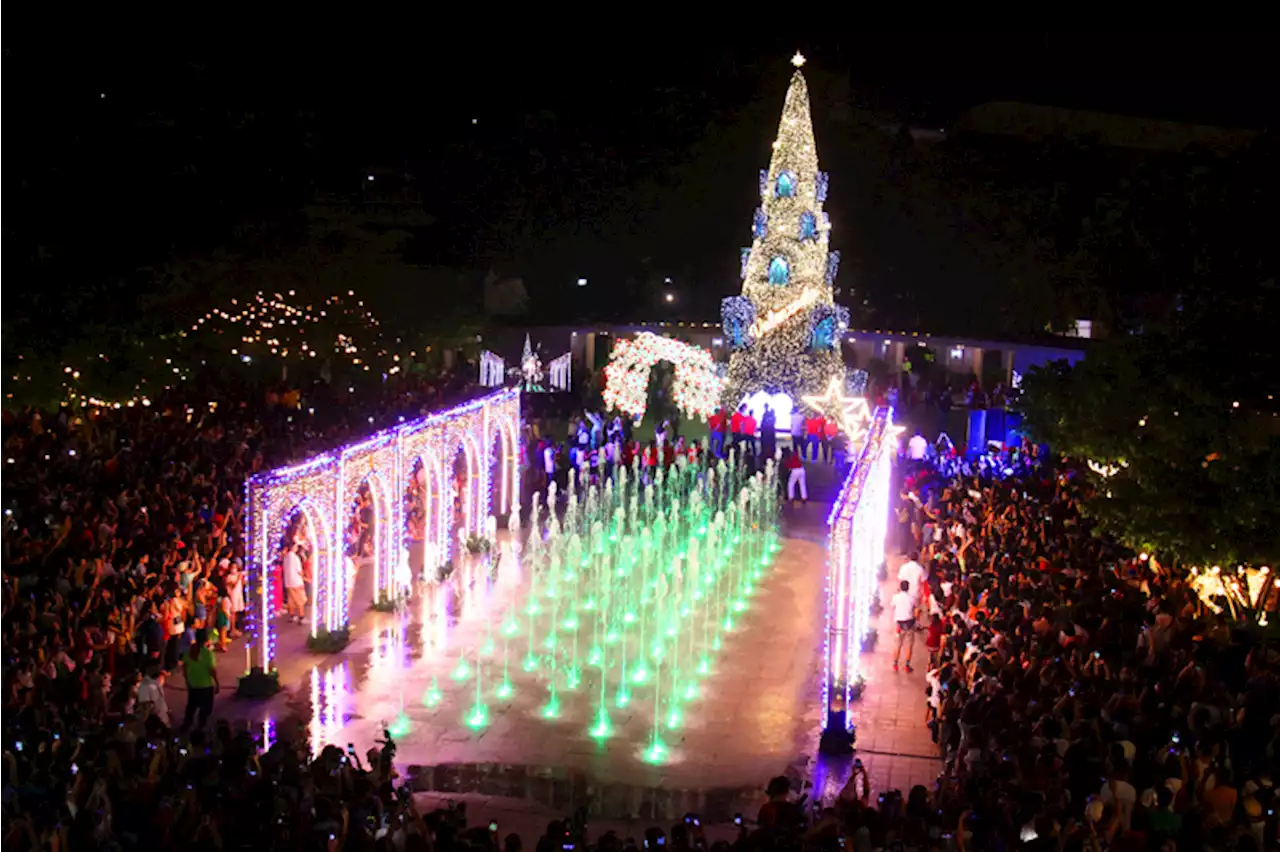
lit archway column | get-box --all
[820,406,900,754]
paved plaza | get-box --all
[164,461,940,824]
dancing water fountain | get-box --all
[422,447,780,766]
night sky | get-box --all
[9,34,1275,344]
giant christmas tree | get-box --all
[721,54,848,409]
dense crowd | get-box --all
[0,376,826,852]
[526,405,844,506]
[0,371,488,850]
[6,366,1277,850]
[859,438,1280,850]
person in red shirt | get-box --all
[758,777,804,829]
[783,448,807,503]
[742,411,758,457]
[822,417,838,463]
[643,443,657,471]
[708,409,726,458]
[729,405,746,454]
[804,414,824,461]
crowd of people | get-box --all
[525,405,846,508]
[7,363,1278,850]
[854,437,1280,850]
[0,369,494,849]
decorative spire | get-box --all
[765,67,818,192]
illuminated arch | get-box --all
[448,433,483,545]
[243,388,521,674]
[602,332,723,422]
[276,498,333,638]
[351,469,394,607]
[487,415,520,517]
[412,450,447,577]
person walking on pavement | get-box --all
[891,580,918,673]
[783,448,807,505]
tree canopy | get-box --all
[1018,278,1280,568]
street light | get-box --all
[664,293,675,303]
[577,278,588,287]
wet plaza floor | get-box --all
[170,465,940,822]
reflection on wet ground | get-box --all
[402,762,773,823]
[200,465,925,822]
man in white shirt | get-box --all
[543,444,556,483]
[891,580,918,673]
[1098,764,1138,831]
[897,551,925,603]
[136,664,170,727]
[282,544,307,624]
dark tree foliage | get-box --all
[1017,135,1280,566]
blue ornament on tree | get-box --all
[775,171,796,198]
[825,250,841,285]
[768,256,791,286]
[721,296,756,349]
[799,211,818,241]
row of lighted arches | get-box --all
[244,389,522,671]
[293,420,520,595]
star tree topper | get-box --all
[791,51,807,68]
[802,378,871,439]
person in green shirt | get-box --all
[1146,786,1183,842]
[180,628,220,731]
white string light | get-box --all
[602,333,722,422]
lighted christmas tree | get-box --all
[721,53,848,409]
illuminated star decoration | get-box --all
[802,378,871,442]
[791,51,807,68]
